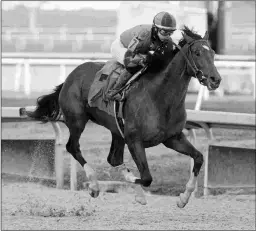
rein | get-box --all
[173,40,207,84]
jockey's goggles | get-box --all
[159,29,175,36]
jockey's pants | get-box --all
[110,38,127,66]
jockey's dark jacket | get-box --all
[120,24,174,69]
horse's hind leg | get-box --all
[63,109,100,198]
[107,132,146,204]
[107,132,125,167]
[107,132,138,182]
[163,132,204,208]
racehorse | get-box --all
[27,26,221,208]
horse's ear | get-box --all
[182,32,194,44]
[203,31,209,40]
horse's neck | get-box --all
[136,46,191,121]
[150,50,191,111]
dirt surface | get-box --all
[2,180,255,230]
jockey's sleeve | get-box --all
[123,38,141,68]
[123,33,150,68]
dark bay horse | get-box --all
[27,26,221,207]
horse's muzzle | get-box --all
[207,77,221,90]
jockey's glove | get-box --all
[144,52,154,64]
[127,54,146,67]
[138,59,146,67]
[124,50,148,69]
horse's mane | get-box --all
[172,25,202,56]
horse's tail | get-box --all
[26,83,64,123]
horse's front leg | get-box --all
[126,139,153,187]
[124,133,153,205]
[163,132,204,208]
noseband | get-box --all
[173,40,208,85]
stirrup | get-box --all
[120,92,125,101]
[110,88,126,102]
[114,92,125,102]
[106,90,122,101]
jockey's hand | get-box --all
[131,54,144,64]
[138,59,146,67]
[145,52,154,64]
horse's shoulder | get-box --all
[74,61,105,74]
[82,61,105,68]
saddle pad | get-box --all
[88,59,123,105]
[88,59,125,117]
[90,96,116,118]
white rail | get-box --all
[2,52,256,61]
[2,55,256,106]
[2,58,107,65]
[185,109,255,196]
[2,57,256,67]
[2,107,65,189]
[2,52,112,60]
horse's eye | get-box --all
[195,50,201,56]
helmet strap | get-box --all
[151,26,158,41]
[152,25,164,43]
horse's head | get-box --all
[176,27,222,90]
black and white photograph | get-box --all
[1,1,255,230]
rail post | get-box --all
[196,122,214,196]
[51,122,64,189]
[24,60,31,97]
[14,63,23,92]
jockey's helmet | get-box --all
[153,11,177,31]
[152,12,176,42]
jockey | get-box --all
[105,11,177,101]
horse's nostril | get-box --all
[210,76,216,82]
[210,77,220,84]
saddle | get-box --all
[88,60,124,105]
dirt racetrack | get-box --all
[2,178,255,230]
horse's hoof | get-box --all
[135,195,147,205]
[88,183,100,198]
[89,188,100,198]
[176,193,187,208]
[176,199,186,208]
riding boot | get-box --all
[105,69,132,101]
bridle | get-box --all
[173,39,208,85]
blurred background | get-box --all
[1,1,256,101]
